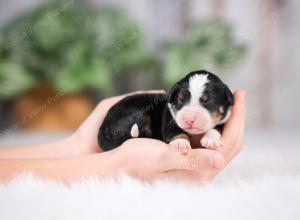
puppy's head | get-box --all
[167,70,234,135]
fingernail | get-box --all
[210,154,224,169]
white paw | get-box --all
[200,136,223,150]
[169,139,191,154]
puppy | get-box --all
[98,70,234,153]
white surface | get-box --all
[217,127,300,181]
[0,128,299,219]
[0,174,299,220]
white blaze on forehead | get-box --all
[189,74,209,105]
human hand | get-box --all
[111,90,245,183]
[70,89,244,184]
[110,138,224,183]
[197,90,246,181]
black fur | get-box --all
[98,70,233,151]
[98,94,166,151]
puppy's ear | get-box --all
[215,82,234,106]
[166,82,180,104]
[223,85,234,106]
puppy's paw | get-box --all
[169,139,191,154]
[200,136,223,150]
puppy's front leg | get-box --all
[169,134,192,154]
[200,129,223,150]
[162,108,191,154]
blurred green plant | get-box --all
[0,0,156,99]
[162,19,246,86]
[0,62,36,99]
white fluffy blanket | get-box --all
[1,129,300,219]
[0,173,299,220]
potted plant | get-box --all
[0,1,158,130]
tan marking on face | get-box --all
[143,115,152,137]
[211,111,222,124]
[219,106,224,114]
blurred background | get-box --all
[0,0,299,177]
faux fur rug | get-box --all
[0,173,299,220]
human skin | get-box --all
[0,90,245,184]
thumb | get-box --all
[160,148,225,172]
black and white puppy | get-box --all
[98,70,234,153]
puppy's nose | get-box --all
[183,116,195,126]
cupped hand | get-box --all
[200,90,246,181]
[72,89,245,184]
[112,138,225,183]
[112,91,246,183]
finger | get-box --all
[221,90,246,143]
[123,90,165,97]
[123,89,166,96]
[161,170,210,185]
[161,148,224,172]
[220,90,246,162]
[144,90,166,94]
[163,166,221,184]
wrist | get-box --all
[107,146,134,177]
[51,150,123,183]
[68,132,102,156]
[86,150,124,178]
[58,134,83,157]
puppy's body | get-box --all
[98,70,234,152]
[99,94,166,151]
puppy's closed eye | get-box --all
[200,95,209,103]
[177,90,190,103]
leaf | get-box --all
[0,1,151,97]
[163,19,247,86]
[0,62,37,99]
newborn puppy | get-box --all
[98,70,234,153]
